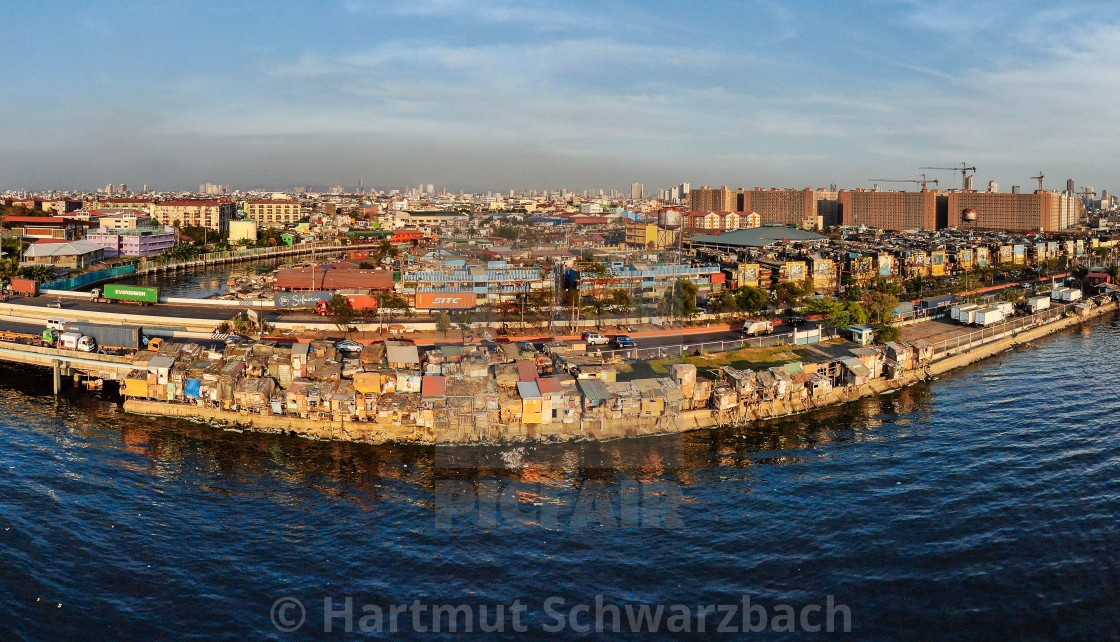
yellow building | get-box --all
[624,222,679,249]
[931,250,946,277]
[738,263,761,288]
[242,200,303,226]
[153,200,234,231]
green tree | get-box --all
[17,264,55,283]
[435,312,452,337]
[734,286,768,313]
[866,292,900,325]
[453,310,474,343]
[662,279,700,321]
[873,323,900,343]
[710,291,739,315]
[326,294,360,334]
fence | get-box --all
[927,295,1107,357]
[42,265,136,291]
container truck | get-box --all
[1026,295,1051,313]
[9,278,39,296]
[973,307,1004,327]
[91,284,160,305]
[952,304,981,324]
[1061,288,1082,302]
[63,322,143,350]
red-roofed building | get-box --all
[1,216,96,241]
[274,269,395,292]
[242,199,303,226]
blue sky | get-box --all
[2,0,1119,193]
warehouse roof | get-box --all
[24,239,105,258]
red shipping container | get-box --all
[10,278,39,296]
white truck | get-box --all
[973,307,1004,327]
[1026,295,1051,313]
[58,331,97,352]
[740,320,774,336]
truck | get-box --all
[1026,295,1051,313]
[9,278,39,296]
[973,307,1004,327]
[63,322,144,350]
[91,284,160,305]
[58,331,97,352]
[739,320,773,336]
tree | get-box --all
[873,323,900,343]
[453,310,474,344]
[326,294,360,334]
[17,264,55,283]
[709,291,738,315]
[662,279,700,321]
[373,239,398,264]
[379,292,412,328]
[866,292,900,325]
[435,312,452,337]
[734,286,768,313]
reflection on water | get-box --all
[1,320,1119,638]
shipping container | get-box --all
[274,291,332,308]
[64,322,143,350]
[9,278,38,296]
[414,291,478,310]
[995,301,1015,316]
[103,284,159,304]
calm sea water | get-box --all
[1,317,1119,639]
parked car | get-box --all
[582,332,610,346]
[787,316,808,327]
[47,299,63,309]
[335,339,364,354]
[613,335,638,348]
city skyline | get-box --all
[3,1,1119,192]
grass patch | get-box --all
[615,345,816,381]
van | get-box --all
[46,318,66,332]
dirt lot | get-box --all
[899,318,980,345]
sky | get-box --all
[2,0,1119,194]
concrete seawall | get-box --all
[122,301,1117,446]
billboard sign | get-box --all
[415,292,478,310]
[275,291,332,308]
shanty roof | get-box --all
[516,381,541,399]
[536,376,564,394]
[385,343,420,364]
[422,375,446,397]
[840,357,872,378]
[516,359,538,382]
[577,378,612,402]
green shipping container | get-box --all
[104,284,160,303]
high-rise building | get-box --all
[1066,178,1075,194]
[964,175,975,191]
[945,191,1082,232]
[838,189,939,230]
[427,184,435,194]
[679,183,690,197]
[631,183,644,200]
[987,181,999,193]
[1011,185,1022,194]
[689,186,833,229]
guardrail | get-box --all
[592,327,837,361]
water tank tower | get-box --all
[962,208,978,222]
[658,210,682,227]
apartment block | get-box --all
[242,200,304,226]
[838,189,940,230]
[152,200,234,232]
[945,191,1083,232]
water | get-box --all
[1,318,1119,639]
[109,258,291,299]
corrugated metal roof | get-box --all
[516,381,541,398]
[422,375,446,397]
[516,359,538,381]
[386,344,420,364]
[577,378,612,402]
[536,376,564,394]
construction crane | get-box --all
[867,174,940,190]
[1075,188,1096,202]
[1030,171,1045,191]
[920,163,977,190]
